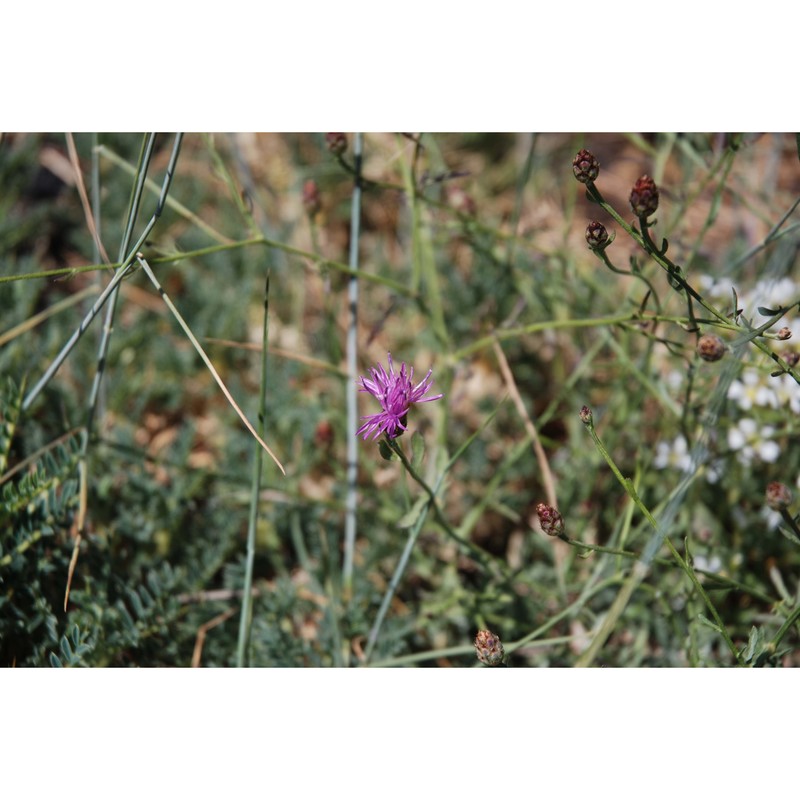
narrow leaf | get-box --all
[396,495,430,530]
[410,431,426,471]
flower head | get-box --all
[536,503,565,538]
[728,418,780,465]
[572,149,600,184]
[356,353,443,441]
[629,175,659,218]
[766,481,793,512]
[474,630,505,666]
[697,333,726,362]
[326,132,347,155]
[585,221,610,249]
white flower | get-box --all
[698,275,735,302]
[727,368,779,411]
[752,277,797,317]
[773,373,800,414]
[693,554,723,573]
[762,507,783,530]
[727,418,781,465]
[704,459,724,484]
[654,435,692,471]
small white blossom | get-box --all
[654,435,692,471]
[693,554,723,573]
[727,368,779,411]
[727,418,781,465]
[773,373,800,414]
[752,277,797,318]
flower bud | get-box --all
[766,482,793,511]
[782,351,800,368]
[446,185,477,216]
[572,149,600,184]
[474,629,505,666]
[579,405,593,425]
[777,327,792,341]
[325,132,347,155]
[536,503,565,538]
[696,333,726,362]
[302,179,321,217]
[314,419,334,448]
[585,221,609,249]
[629,175,659,218]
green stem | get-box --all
[585,182,800,384]
[780,508,800,540]
[771,604,800,651]
[387,438,510,580]
[578,414,745,666]
[236,272,271,667]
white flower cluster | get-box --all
[653,274,799,477]
[698,274,798,333]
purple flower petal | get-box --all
[356,352,443,441]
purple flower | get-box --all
[356,353,443,441]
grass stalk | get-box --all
[237,272,271,667]
[575,412,744,667]
[135,255,284,474]
[342,132,363,600]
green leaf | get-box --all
[49,652,63,668]
[396,495,430,530]
[777,525,800,547]
[741,626,764,663]
[410,431,426,471]
[127,588,145,618]
[696,614,722,634]
[378,440,394,461]
[60,635,73,662]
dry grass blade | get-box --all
[65,133,112,266]
[136,255,285,476]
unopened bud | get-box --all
[474,629,505,666]
[572,149,600,184]
[697,333,726,362]
[302,179,321,217]
[579,405,593,425]
[314,419,334,448]
[777,327,792,341]
[629,175,659,218]
[766,482,793,511]
[585,221,610,249]
[536,503,565,538]
[325,132,347,155]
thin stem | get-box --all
[136,255,285,475]
[236,272,271,667]
[0,236,416,296]
[586,181,800,384]
[363,490,430,664]
[492,338,557,508]
[343,132,363,599]
[387,438,510,579]
[780,509,800,540]
[771,603,800,651]
[576,414,745,667]
[21,135,184,413]
[363,406,508,662]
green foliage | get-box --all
[2,132,800,667]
